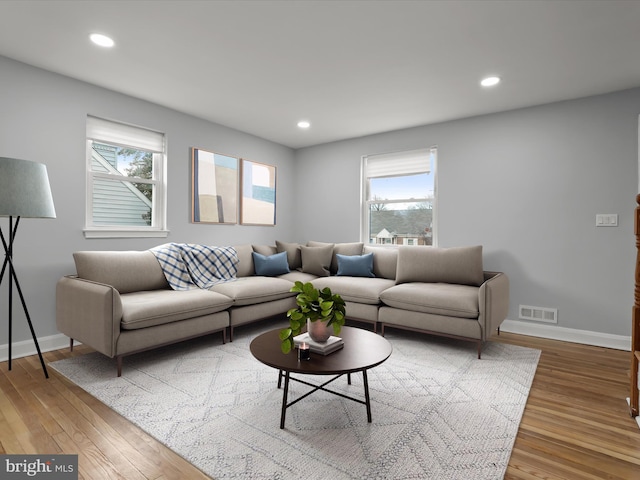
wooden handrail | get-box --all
[630,194,640,417]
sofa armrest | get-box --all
[56,275,123,358]
[478,271,509,339]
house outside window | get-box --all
[85,116,168,238]
[361,147,436,246]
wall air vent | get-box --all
[519,305,558,324]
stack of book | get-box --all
[293,332,344,355]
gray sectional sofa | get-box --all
[56,242,509,375]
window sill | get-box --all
[83,228,170,239]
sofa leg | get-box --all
[116,356,123,377]
[477,341,482,359]
[222,328,227,344]
[380,324,385,337]
[497,326,501,335]
[69,338,74,352]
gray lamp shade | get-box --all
[0,157,56,218]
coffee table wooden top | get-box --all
[250,326,392,375]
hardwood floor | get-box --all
[1,332,640,479]
[493,332,640,480]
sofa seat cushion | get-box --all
[311,277,396,305]
[120,289,233,330]
[209,276,295,306]
[380,283,479,319]
[278,271,318,284]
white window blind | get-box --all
[365,148,431,178]
[87,116,164,153]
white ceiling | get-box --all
[1,0,639,149]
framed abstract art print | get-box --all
[191,148,239,224]
[240,159,276,226]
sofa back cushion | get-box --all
[395,245,484,286]
[234,244,255,277]
[74,250,169,294]
[363,246,398,280]
[252,244,277,256]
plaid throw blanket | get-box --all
[150,243,239,290]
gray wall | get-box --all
[1,53,638,348]
[0,56,296,344]
[294,88,640,337]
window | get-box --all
[361,147,437,246]
[85,116,167,238]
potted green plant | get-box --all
[279,281,346,353]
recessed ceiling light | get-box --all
[90,33,115,48]
[297,121,310,129]
[481,76,501,87]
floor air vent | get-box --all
[519,305,558,324]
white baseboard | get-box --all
[0,333,71,363]
[500,319,631,351]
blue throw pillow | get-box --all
[252,251,290,276]
[336,253,375,278]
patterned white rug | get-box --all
[50,321,540,480]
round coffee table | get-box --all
[250,326,392,429]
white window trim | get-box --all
[360,146,437,246]
[83,227,170,239]
[84,116,169,239]
[431,147,438,247]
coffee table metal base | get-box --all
[277,369,371,429]
[250,327,392,429]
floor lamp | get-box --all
[0,157,56,379]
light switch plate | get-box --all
[596,214,618,226]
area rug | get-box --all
[50,322,540,480]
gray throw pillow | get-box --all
[308,240,363,274]
[300,245,334,277]
[276,240,302,270]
